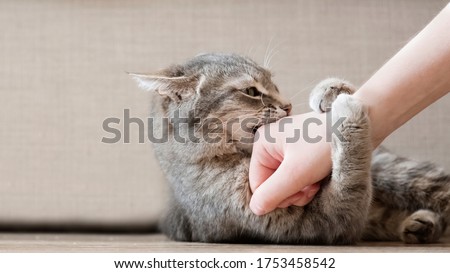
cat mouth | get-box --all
[250,106,291,135]
[252,124,263,134]
[251,119,277,134]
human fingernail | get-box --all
[250,201,267,216]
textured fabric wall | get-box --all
[0,0,448,228]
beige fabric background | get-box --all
[0,0,449,228]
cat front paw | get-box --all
[309,78,355,113]
[400,210,443,244]
[331,94,367,126]
[329,94,370,153]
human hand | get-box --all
[249,111,333,215]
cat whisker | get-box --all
[239,107,266,116]
[265,40,285,69]
[291,101,309,109]
[236,112,261,120]
[246,45,256,59]
[291,101,309,106]
[194,119,206,133]
[192,111,263,134]
[265,49,279,69]
[260,94,266,106]
[263,36,276,68]
[288,82,318,101]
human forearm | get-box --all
[354,3,450,147]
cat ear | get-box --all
[128,72,201,102]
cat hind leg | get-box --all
[400,209,446,244]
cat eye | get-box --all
[243,87,262,97]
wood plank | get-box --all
[0,233,449,253]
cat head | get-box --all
[130,53,291,152]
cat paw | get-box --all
[400,210,443,244]
[309,78,355,113]
[329,94,368,146]
[331,94,366,125]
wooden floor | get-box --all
[1,233,450,252]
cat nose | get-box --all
[281,104,292,115]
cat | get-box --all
[130,53,450,244]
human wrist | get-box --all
[352,90,392,148]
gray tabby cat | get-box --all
[131,53,450,244]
